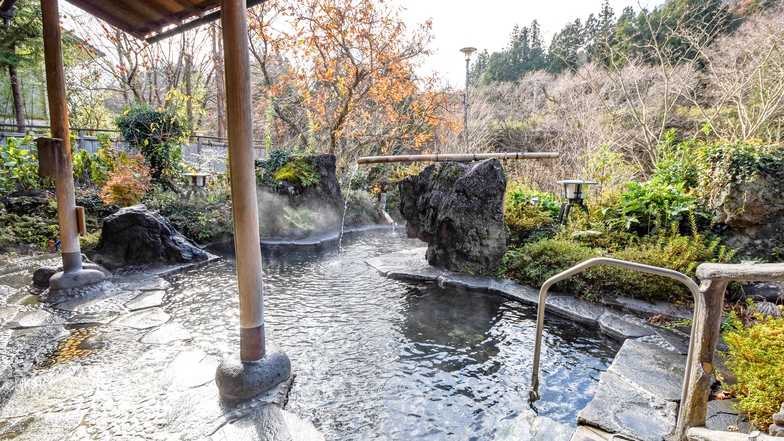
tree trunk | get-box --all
[9,61,25,133]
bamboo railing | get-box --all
[356,152,558,164]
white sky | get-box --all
[396,0,640,87]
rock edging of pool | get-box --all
[365,247,692,344]
[366,247,747,441]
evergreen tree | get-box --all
[0,0,42,132]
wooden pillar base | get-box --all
[241,324,266,362]
[61,251,83,273]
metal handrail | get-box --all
[529,258,700,427]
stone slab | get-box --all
[547,293,606,325]
[386,267,447,282]
[598,311,658,341]
[210,403,325,441]
[5,309,66,329]
[0,305,20,328]
[141,322,192,344]
[578,371,677,441]
[607,338,686,402]
[638,331,690,356]
[116,277,171,292]
[705,398,752,433]
[602,294,693,320]
[570,426,616,441]
[125,290,166,311]
[438,273,494,291]
[687,427,775,441]
[46,283,135,314]
[488,279,540,305]
[111,308,170,330]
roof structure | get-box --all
[63,0,263,42]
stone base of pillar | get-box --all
[48,268,106,291]
[215,346,291,401]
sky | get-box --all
[396,0,641,87]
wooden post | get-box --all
[676,261,784,440]
[221,0,265,362]
[41,0,82,274]
[675,278,726,440]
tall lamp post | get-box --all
[460,46,476,152]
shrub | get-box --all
[505,182,560,245]
[603,178,709,236]
[723,316,784,429]
[0,135,41,194]
[100,156,152,207]
[273,157,320,187]
[501,238,599,293]
[343,189,381,226]
[115,105,186,181]
[500,221,735,304]
[145,187,234,243]
[283,206,318,231]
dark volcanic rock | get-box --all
[398,159,507,272]
[93,205,208,270]
[259,154,344,238]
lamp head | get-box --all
[460,47,477,61]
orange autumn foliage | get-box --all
[248,0,459,162]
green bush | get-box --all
[500,222,735,304]
[344,189,381,226]
[505,183,560,245]
[723,316,784,429]
[0,135,41,194]
[273,157,320,187]
[602,178,709,236]
[500,238,598,294]
[115,105,186,181]
[145,187,233,243]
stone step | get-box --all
[577,338,686,441]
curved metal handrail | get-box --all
[529,258,700,426]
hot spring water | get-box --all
[165,229,619,439]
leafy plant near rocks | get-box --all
[505,182,559,245]
[0,136,43,194]
[144,184,234,243]
[501,219,735,304]
[722,315,784,429]
[255,149,320,190]
[99,155,152,207]
[274,157,320,187]
[72,134,121,187]
[601,178,709,236]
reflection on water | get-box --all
[165,229,620,440]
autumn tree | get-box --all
[248,0,457,164]
[67,12,216,132]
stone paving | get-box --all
[0,254,323,441]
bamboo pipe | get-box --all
[356,152,558,164]
[222,0,265,362]
[42,0,81,273]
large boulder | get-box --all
[713,173,784,228]
[398,159,507,272]
[259,154,344,238]
[94,205,208,270]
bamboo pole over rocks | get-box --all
[356,152,558,164]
